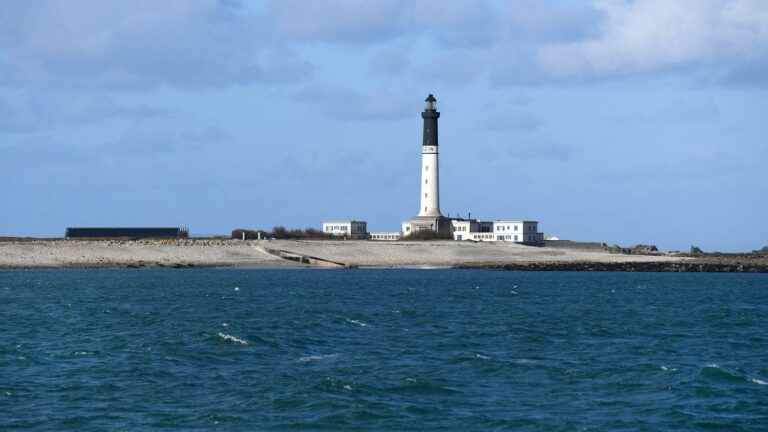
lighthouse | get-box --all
[419,94,442,217]
[401,94,451,237]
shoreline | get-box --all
[3,261,767,273]
[1,239,766,273]
[458,261,768,273]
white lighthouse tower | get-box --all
[419,94,442,217]
[402,94,450,237]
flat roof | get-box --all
[493,220,538,223]
[322,220,366,224]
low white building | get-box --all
[449,218,544,244]
[493,220,544,243]
[321,220,368,239]
[451,219,492,241]
[370,232,402,241]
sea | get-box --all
[1,268,767,431]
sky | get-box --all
[1,0,766,251]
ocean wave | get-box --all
[751,378,767,385]
[299,353,339,362]
[346,319,368,327]
[218,332,248,345]
[699,363,748,384]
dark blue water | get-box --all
[1,269,767,431]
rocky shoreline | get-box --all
[459,260,768,273]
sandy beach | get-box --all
[0,239,684,269]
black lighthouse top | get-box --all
[421,94,440,147]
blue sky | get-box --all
[1,0,766,251]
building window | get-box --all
[424,193,428,198]
[514,235,518,241]
[514,226,518,231]
[425,179,428,184]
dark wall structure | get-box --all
[422,93,439,147]
[65,227,189,239]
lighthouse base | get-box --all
[401,216,452,238]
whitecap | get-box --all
[509,290,518,295]
[751,378,767,385]
[218,332,248,345]
[234,287,240,291]
[343,384,353,391]
[298,353,339,362]
[475,353,491,360]
[346,319,368,327]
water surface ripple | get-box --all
[1,269,767,430]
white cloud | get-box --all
[269,0,501,47]
[3,0,767,92]
[537,0,768,77]
[0,0,312,90]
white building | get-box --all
[449,218,543,244]
[492,220,544,243]
[451,219,492,241]
[370,232,402,241]
[321,220,368,239]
